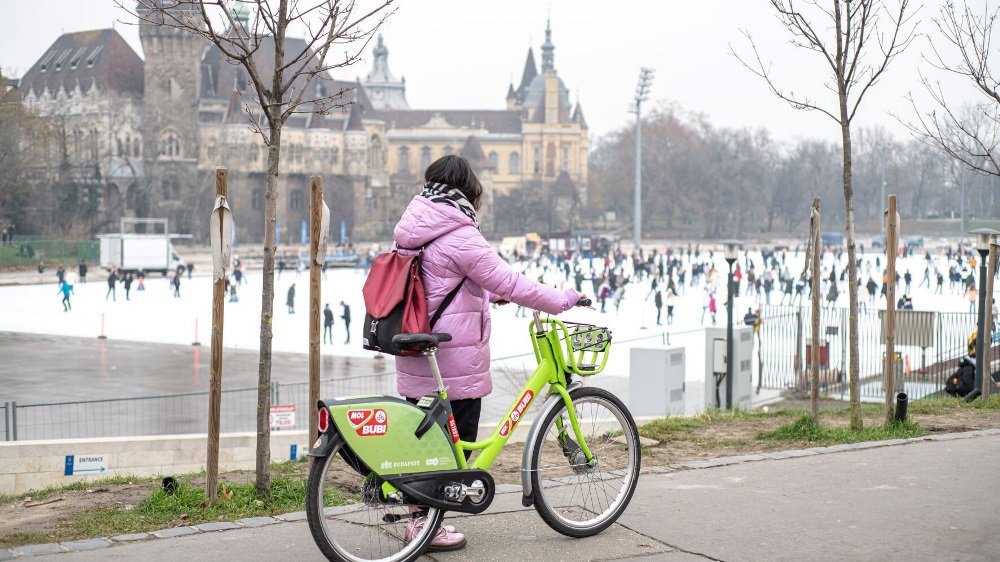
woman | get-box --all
[393,155,583,551]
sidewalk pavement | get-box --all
[10,431,1000,562]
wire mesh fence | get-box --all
[0,239,100,269]
[755,305,997,401]
[3,332,660,442]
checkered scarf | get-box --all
[420,182,478,228]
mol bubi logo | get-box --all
[346,409,373,428]
[508,390,534,428]
[357,408,388,437]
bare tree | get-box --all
[121,0,395,496]
[906,1,1000,176]
[734,0,917,429]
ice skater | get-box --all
[323,303,334,344]
[287,283,296,313]
[106,267,119,301]
[340,301,351,343]
[57,279,74,311]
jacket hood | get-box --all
[394,196,475,249]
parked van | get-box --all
[820,232,844,247]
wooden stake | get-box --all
[884,195,898,425]
[983,235,998,402]
[309,176,323,450]
[809,198,821,422]
[206,167,228,505]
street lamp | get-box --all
[967,228,998,402]
[723,240,742,410]
[631,67,654,253]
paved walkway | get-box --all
[8,431,999,562]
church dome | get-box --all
[521,73,570,110]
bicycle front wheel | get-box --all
[305,436,444,562]
[528,387,641,537]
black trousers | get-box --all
[407,396,481,460]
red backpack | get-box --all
[361,247,464,356]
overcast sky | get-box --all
[0,1,986,143]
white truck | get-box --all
[98,219,188,275]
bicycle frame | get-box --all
[433,316,596,472]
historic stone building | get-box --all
[363,21,589,236]
[17,29,146,235]
[18,11,587,242]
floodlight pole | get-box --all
[632,68,654,252]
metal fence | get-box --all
[755,305,998,401]
[0,239,100,269]
[2,333,659,442]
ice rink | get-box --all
[0,244,991,417]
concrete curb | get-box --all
[3,427,999,558]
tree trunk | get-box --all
[810,197,821,423]
[255,123,281,497]
[840,107,863,430]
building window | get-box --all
[207,142,217,160]
[330,146,339,165]
[533,146,541,174]
[562,146,570,172]
[370,135,383,170]
[488,151,498,171]
[160,132,181,158]
[421,146,431,171]
[133,135,141,158]
[161,179,171,201]
[398,146,410,174]
[90,129,100,161]
[249,143,258,163]
[509,152,520,174]
[443,145,453,156]
[252,189,262,211]
[290,189,303,210]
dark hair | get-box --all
[424,155,483,210]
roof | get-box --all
[572,102,588,129]
[524,73,572,124]
[514,48,537,104]
[199,35,368,129]
[19,29,143,99]
[460,136,492,171]
[371,109,523,135]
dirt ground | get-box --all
[3,406,998,547]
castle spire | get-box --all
[541,19,554,71]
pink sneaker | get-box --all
[405,516,467,552]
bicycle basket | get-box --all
[561,323,612,376]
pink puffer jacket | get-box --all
[393,196,579,400]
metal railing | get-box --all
[755,305,998,401]
[2,332,664,442]
[0,239,100,269]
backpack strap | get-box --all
[397,238,466,328]
[430,278,465,329]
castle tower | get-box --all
[138,1,208,231]
[362,34,410,110]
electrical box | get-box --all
[704,326,754,411]
[629,347,686,417]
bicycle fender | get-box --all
[520,381,583,505]
[308,429,342,458]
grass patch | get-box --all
[639,407,803,441]
[757,414,929,444]
[907,394,1000,415]
[0,475,155,504]
[817,403,884,417]
[0,460,333,548]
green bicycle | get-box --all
[305,303,641,562]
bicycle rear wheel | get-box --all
[528,387,640,537]
[305,436,444,562]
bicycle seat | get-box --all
[391,333,452,353]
